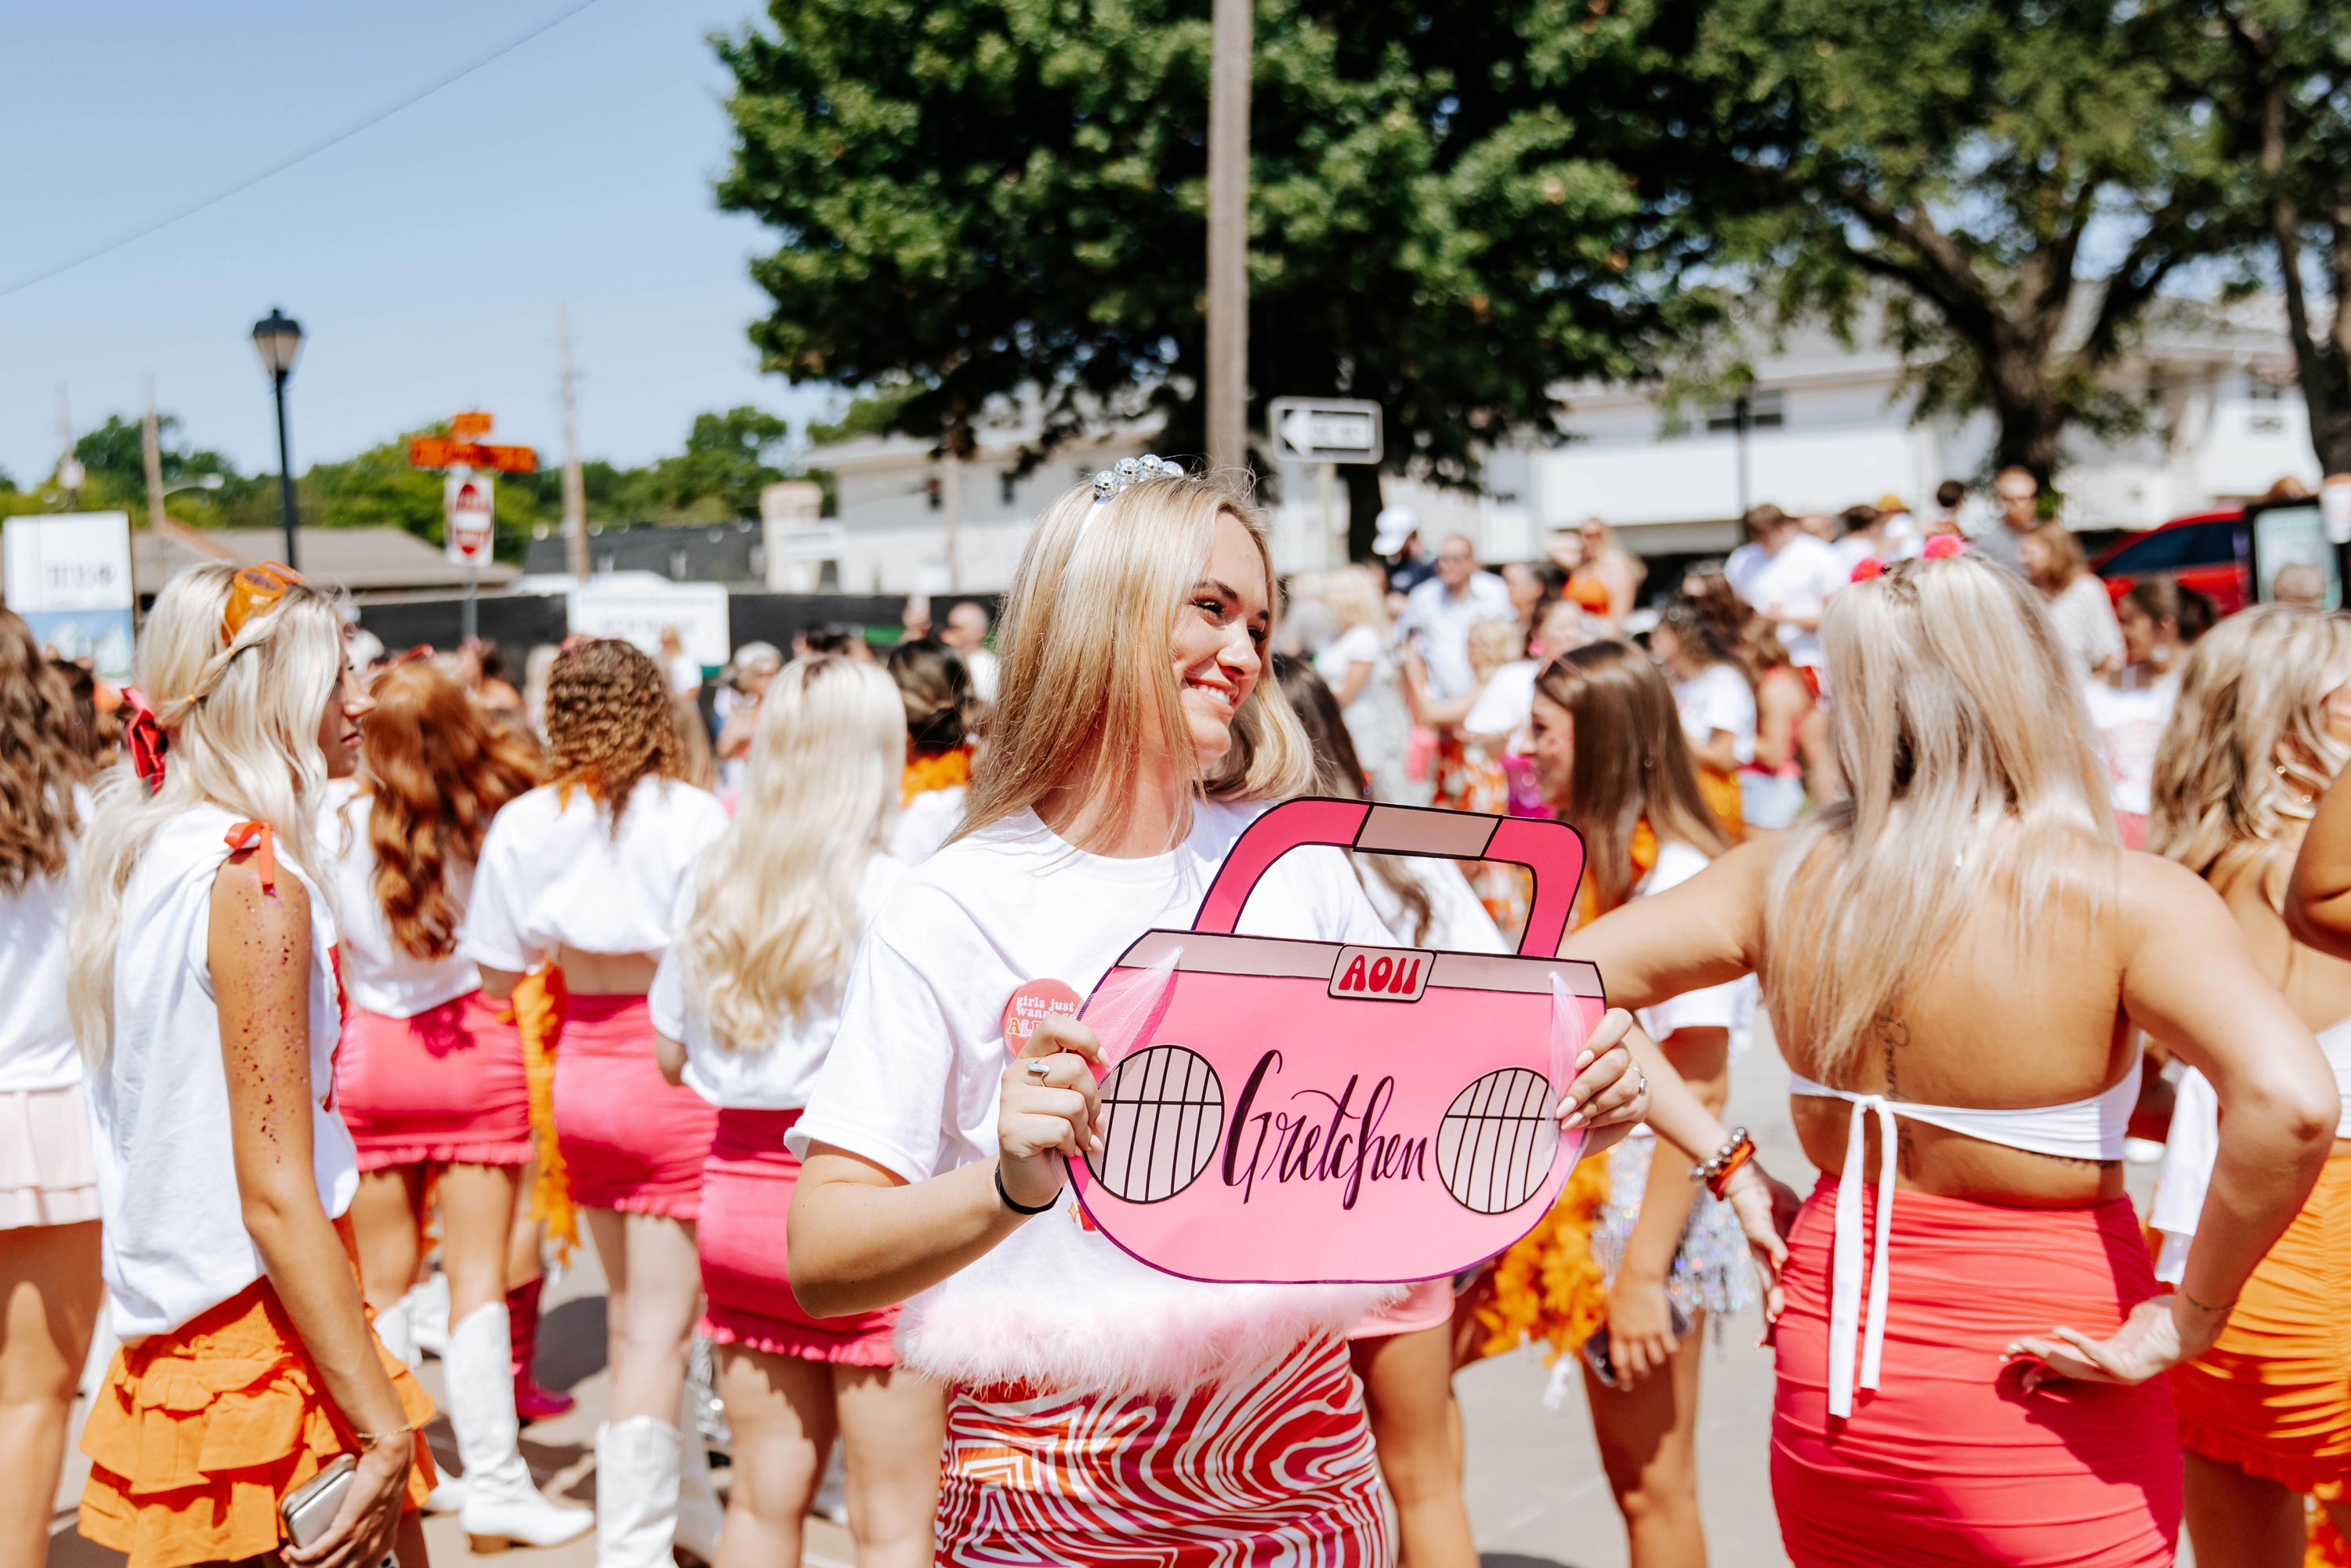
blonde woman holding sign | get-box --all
[785,462,1715,1565]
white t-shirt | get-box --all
[961,646,1000,704]
[1465,660,1538,744]
[1632,840,1751,1044]
[1398,573,1516,699]
[891,787,966,866]
[1833,534,1881,572]
[1313,624,1389,693]
[89,804,354,1339]
[1672,663,1757,766]
[2042,576,2124,680]
[650,852,908,1111]
[0,787,88,1093]
[668,653,705,695]
[2083,672,2179,817]
[462,777,730,970]
[1360,854,1509,954]
[319,781,480,1019]
[789,800,1394,1182]
[1723,534,1846,667]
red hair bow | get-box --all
[121,686,168,791]
[1849,558,1886,582]
[1922,534,1965,559]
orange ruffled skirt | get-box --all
[2174,1151,2351,1503]
[79,1243,436,1568]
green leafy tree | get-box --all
[71,414,255,525]
[290,430,547,560]
[1672,0,2235,484]
[638,406,792,520]
[2161,1,2351,474]
[713,0,1708,554]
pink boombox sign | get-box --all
[1068,798,1607,1285]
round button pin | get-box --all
[1002,979,1084,1045]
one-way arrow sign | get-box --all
[1269,397,1383,465]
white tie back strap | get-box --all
[1788,1058,2139,1421]
[1828,1094,1899,1419]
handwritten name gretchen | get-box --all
[1219,1048,1430,1207]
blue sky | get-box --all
[0,0,835,487]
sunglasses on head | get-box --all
[219,562,305,645]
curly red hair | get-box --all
[357,661,544,959]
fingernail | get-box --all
[1562,1112,1585,1128]
[1575,1049,1595,1069]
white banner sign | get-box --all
[3,512,136,679]
[566,578,731,670]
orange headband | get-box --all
[220,562,305,645]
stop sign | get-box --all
[445,471,494,563]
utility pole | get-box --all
[142,375,167,532]
[1733,392,1753,519]
[56,386,84,507]
[1205,0,1252,475]
[558,306,589,579]
[939,447,962,592]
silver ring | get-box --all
[1025,1058,1052,1080]
[1635,1071,1649,1098]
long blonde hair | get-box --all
[958,467,1313,843]
[1763,553,2114,1075]
[674,656,904,1051]
[1321,564,1389,637]
[69,565,349,1066]
[2148,606,2351,895]
[1535,642,1727,912]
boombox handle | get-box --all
[1190,798,1587,959]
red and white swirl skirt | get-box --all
[936,1334,1388,1566]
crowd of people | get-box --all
[1,451,2346,1568]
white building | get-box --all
[803,295,2321,592]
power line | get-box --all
[0,0,613,301]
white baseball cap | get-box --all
[1373,506,1419,556]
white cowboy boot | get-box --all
[371,1295,465,1514]
[447,1304,592,1552]
[595,1417,682,1568]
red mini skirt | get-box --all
[1771,1176,2180,1568]
[335,990,534,1172]
[697,1106,897,1365]
[552,994,718,1221]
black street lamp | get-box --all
[250,307,305,567]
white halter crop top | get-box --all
[1787,1058,2141,1418]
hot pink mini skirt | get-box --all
[697,1106,897,1365]
[1771,1175,2180,1568]
[335,991,534,1172]
[552,993,717,1222]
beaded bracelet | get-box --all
[1690,1126,1757,1200]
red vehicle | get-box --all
[2090,509,2251,614]
[2091,496,2338,616]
